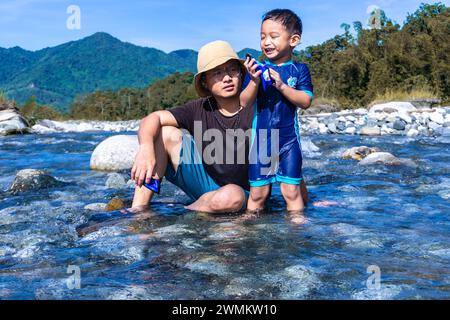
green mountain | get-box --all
[0,33,198,111]
[1,32,259,112]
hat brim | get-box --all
[194,57,246,98]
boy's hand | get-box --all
[269,68,286,91]
[244,56,262,84]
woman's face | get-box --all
[204,60,242,99]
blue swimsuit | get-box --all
[246,60,313,187]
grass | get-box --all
[0,90,7,103]
[370,88,439,106]
[311,96,341,108]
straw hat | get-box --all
[194,40,245,97]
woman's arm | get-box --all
[132,111,178,187]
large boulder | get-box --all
[0,109,31,136]
[0,100,17,111]
[342,146,380,161]
[358,152,417,167]
[369,102,417,114]
[90,135,139,171]
[411,98,441,108]
[303,104,339,115]
[9,169,66,194]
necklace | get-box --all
[207,97,242,130]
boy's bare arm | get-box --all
[240,81,259,108]
[269,69,312,109]
[278,85,312,110]
[240,57,262,108]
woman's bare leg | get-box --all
[131,126,182,209]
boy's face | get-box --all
[204,60,242,99]
[260,19,300,62]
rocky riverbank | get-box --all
[26,101,450,137]
[300,102,450,137]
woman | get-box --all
[131,40,253,213]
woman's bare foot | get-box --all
[120,205,149,215]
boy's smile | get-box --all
[261,19,300,65]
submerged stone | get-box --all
[185,256,229,276]
[9,169,65,195]
[106,197,126,211]
[105,173,127,189]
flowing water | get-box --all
[1,132,449,299]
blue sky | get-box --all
[0,0,448,52]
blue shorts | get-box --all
[249,134,303,187]
[164,133,249,203]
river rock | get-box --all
[90,135,139,171]
[9,169,65,194]
[336,121,346,131]
[345,127,356,135]
[84,203,108,211]
[369,102,417,114]
[429,112,444,125]
[434,127,450,136]
[106,197,126,212]
[0,109,31,136]
[303,104,339,115]
[358,152,416,167]
[105,173,127,189]
[0,100,17,111]
[406,129,419,137]
[327,122,337,133]
[411,98,441,108]
[342,146,380,161]
[398,113,413,124]
[393,120,406,131]
[428,121,441,131]
[360,126,381,136]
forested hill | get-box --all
[0,32,259,112]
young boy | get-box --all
[241,9,313,212]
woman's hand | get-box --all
[131,143,156,187]
[269,68,286,91]
[244,56,262,84]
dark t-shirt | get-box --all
[168,97,254,191]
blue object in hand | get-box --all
[246,54,273,91]
[143,178,161,194]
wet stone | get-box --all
[9,169,66,195]
[184,256,229,276]
[106,197,126,211]
[105,173,127,189]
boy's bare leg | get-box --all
[131,126,181,209]
[247,185,271,212]
[300,179,309,205]
[280,183,305,212]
